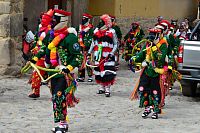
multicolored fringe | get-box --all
[65,74,79,108]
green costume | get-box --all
[77,23,94,81]
[165,34,180,70]
[135,40,168,77]
[49,33,83,78]
[112,25,122,40]
[132,37,168,117]
[124,27,145,62]
[50,32,83,123]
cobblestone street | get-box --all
[0,62,200,133]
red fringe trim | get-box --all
[129,68,145,100]
[95,79,115,86]
[66,93,79,108]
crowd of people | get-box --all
[21,8,191,132]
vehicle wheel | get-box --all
[181,80,197,97]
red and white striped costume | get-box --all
[88,27,118,86]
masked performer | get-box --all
[88,14,118,97]
[30,9,83,132]
[175,22,189,40]
[130,26,168,119]
[28,10,54,98]
[110,15,122,69]
[77,13,94,82]
[123,22,145,63]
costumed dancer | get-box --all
[30,9,83,132]
[48,9,83,132]
[110,15,122,69]
[162,21,181,90]
[130,26,168,119]
[123,22,145,63]
[171,19,179,33]
[175,21,189,40]
[184,18,192,33]
[155,20,173,103]
[28,10,54,98]
[22,31,35,62]
[155,16,163,26]
[87,14,118,97]
[77,13,94,82]
[155,20,182,103]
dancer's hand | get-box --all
[87,53,91,60]
[108,53,115,61]
[129,56,136,65]
[62,68,70,74]
[26,61,31,66]
[29,59,36,64]
[56,65,70,74]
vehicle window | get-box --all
[191,29,200,41]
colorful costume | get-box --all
[31,9,83,132]
[171,19,179,33]
[161,21,181,90]
[28,10,54,98]
[77,13,94,82]
[155,16,163,26]
[110,15,122,43]
[88,14,118,97]
[130,27,168,119]
[110,15,122,69]
[175,22,189,40]
[22,31,35,61]
[123,22,145,62]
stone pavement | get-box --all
[0,63,200,133]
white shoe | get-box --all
[77,77,84,82]
[97,86,105,94]
[87,77,93,82]
[51,122,68,133]
[105,86,111,97]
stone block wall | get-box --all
[117,16,157,37]
[0,0,23,75]
[92,16,157,37]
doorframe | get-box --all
[45,0,48,10]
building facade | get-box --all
[0,0,198,75]
[89,0,199,34]
[89,0,198,19]
[0,0,88,75]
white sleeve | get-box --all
[88,39,94,54]
[111,30,118,54]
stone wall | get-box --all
[117,17,157,37]
[0,0,23,75]
[71,0,89,27]
[24,0,47,31]
[92,16,157,37]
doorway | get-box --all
[48,0,67,10]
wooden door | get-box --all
[48,0,62,9]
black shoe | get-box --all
[105,92,110,97]
[52,126,68,133]
[142,109,151,118]
[87,77,93,82]
[151,112,158,119]
[77,78,84,82]
[40,82,48,86]
[115,66,119,71]
[97,90,105,94]
[158,108,162,114]
[28,93,40,98]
